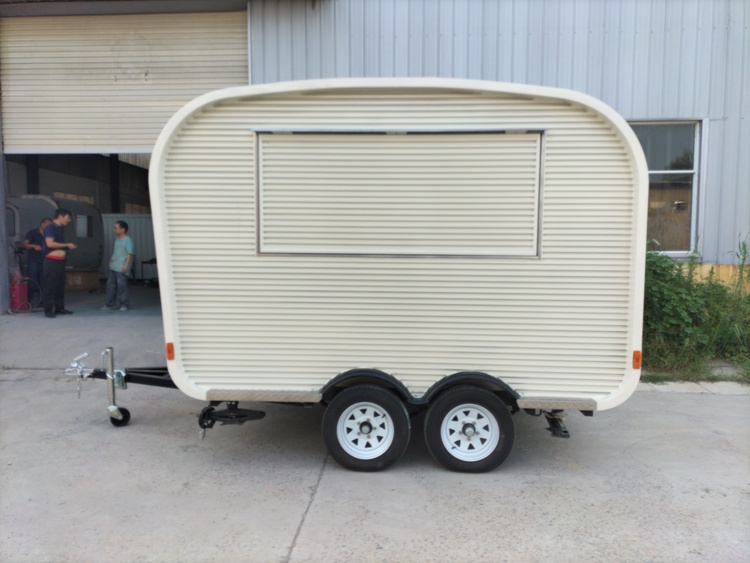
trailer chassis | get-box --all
[68,348,571,450]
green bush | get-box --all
[642,242,750,376]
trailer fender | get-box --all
[321,369,415,407]
[422,372,520,412]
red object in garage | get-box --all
[10,282,28,310]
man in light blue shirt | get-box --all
[102,220,134,311]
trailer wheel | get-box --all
[322,385,410,472]
[424,386,514,472]
[109,408,131,427]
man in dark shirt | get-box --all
[42,209,77,318]
[22,217,52,306]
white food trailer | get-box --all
[73,78,648,473]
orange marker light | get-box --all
[166,343,175,361]
[633,351,642,369]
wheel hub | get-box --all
[359,421,373,435]
[462,423,476,437]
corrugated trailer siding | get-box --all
[159,89,638,403]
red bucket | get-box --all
[10,282,29,310]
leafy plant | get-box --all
[642,241,750,378]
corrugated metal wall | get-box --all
[249,0,749,265]
[0,11,248,153]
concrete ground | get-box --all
[1,286,749,562]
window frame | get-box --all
[254,129,545,259]
[629,120,703,258]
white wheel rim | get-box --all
[440,403,500,462]
[337,401,395,460]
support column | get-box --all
[110,154,121,213]
[0,109,9,314]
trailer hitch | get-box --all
[68,348,175,427]
[198,401,266,439]
[68,348,131,426]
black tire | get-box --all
[322,385,410,472]
[424,386,514,473]
[25,278,43,309]
[109,407,131,427]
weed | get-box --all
[642,241,750,378]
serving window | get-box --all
[257,131,542,258]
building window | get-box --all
[630,123,700,253]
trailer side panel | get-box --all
[150,79,647,411]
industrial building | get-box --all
[1,0,748,310]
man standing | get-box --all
[102,220,134,312]
[42,209,77,318]
[22,217,52,306]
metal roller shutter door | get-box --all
[258,132,542,257]
[0,12,248,153]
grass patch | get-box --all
[642,241,750,383]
